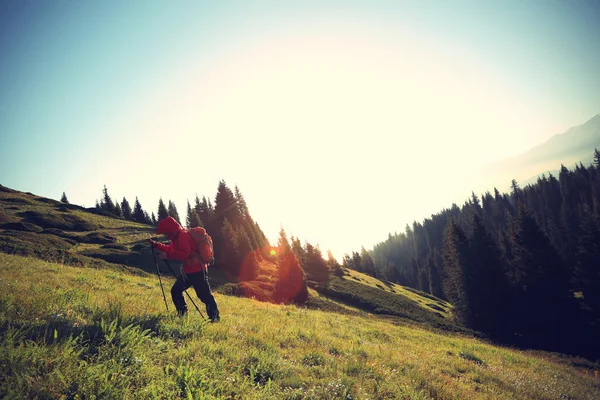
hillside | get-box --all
[2,253,600,399]
[0,184,458,330]
[1,185,600,398]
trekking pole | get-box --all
[163,259,206,319]
[151,246,169,312]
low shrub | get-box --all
[102,244,128,251]
[1,222,43,233]
[83,232,117,244]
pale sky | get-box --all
[1,1,599,260]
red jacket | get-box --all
[154,217,206,273]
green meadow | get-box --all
[1,253,599,399]
[1,186,599,399]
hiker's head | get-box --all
[156,216,183,240]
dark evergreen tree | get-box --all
[143,211,152,225]
[290,236,306,267]
[219,218,239,275]
[101,185,115,214]
[121,197,132,220]
[151,212,157,226]
[417,262,429,293]
[360,246,376,276]
[442,220,470,324]
[342,254,354,270]
[509,206,572,348]
[214,180,239,227]
[157,198,168,222]
[304,242,330,284]
[573,208,600,314]
[351,251,363,272]
[234,185,248,215]
[198,196,212,229]
[428,249,444,299]
[235,225,259,281]
[167,200,181,225]
[60,192,69,203]
[114,201,122,218]
[466,213,509,336]
[186,201,194,228]
[132,197,148,224]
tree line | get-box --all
[352,149,600,358]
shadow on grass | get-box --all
[0,312,168,354]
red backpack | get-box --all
[189,227,214,265]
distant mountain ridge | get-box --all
[481,113,600,191]
[520,113,600,167]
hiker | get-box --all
[149,216,220,322]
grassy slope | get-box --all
[1,253,599,399]
[1,186,600,398]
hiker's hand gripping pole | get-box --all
[151,244,170,312]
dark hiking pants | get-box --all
[171,270,220,321]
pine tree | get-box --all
[219,218,239,275]
[101,185,115,214]
[143,211,152,225]
[275,228,308,304]
[511,179,522,207]
[290,236,306,267]
[234,185,249,215]
[442,220,470,325]
[157,198,168,222]
[214,180,239,227]
[132,197,147,224]
[467,213,509,335]
[352,251,363,272]
[114,201,122,218]
[60,192,69,203]
[594,148,600,169]
[236,225,259,281]
[167,200,181,225]
[151,212,157,226]
[186,201,194,228]
[192,213,203,228]
[361,247,376,277]
[428,249,444,298]
[198,196,211,228]
[509,206,571,348]
[417,262,429,293]
[304,242,330,284]
[121,197,132,220]
[573,208,600,314]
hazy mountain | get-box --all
[480,113,600,191]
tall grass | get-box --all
[1,253,599,399]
